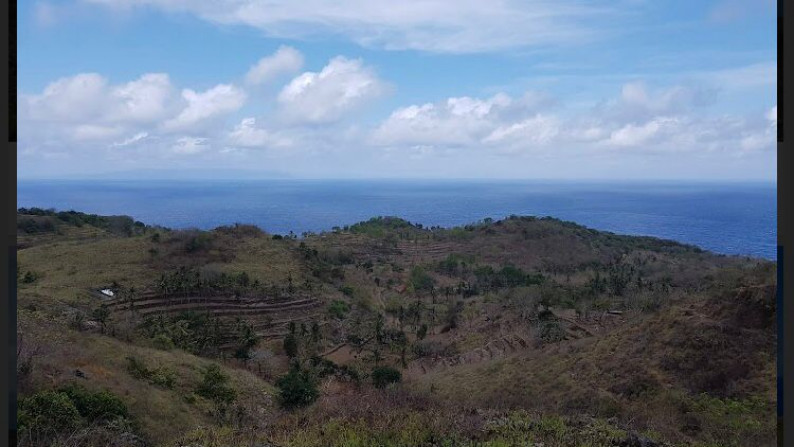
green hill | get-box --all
[16,210,776,447]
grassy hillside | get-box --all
[16,210,776,447]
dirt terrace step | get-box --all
[410,333,530,374]
[256,321,328,340]
[132,300,322,317]
[103,294,300,308]
[251,314,321,330]
[115,297,318,313]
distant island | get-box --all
[16,208,776,447]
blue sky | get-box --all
[17,0,776,180]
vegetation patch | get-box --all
[18,384,134,446]
[125,355,177,389]
[275,366,320,409]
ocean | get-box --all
[17,179,777,260]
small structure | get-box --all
[100,288,115,297]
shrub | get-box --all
[20,271,39,284]
[328,300,350,319]
[275,367,319,409]
[371,366,402,389]
[409,266,435,292]
[58,384,129,422]
[185,232,213,253]
[152,333,175,350]
[149,368,177,389]
[125,356,176,389]
[195,364,237,407]
[18,385,130,437]
[125,356,150,380]
[416,324,428,340]
[536,320,566,343]
[17,217,56,234]
[17,390,82,434]
[214,223,264,238]
[283,333,299,358]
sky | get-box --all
[17,0,777,180]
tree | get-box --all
[275,366,319,409]
[195,364,237,416]
[233,322,259,361]
[409,266,435,294]
[283,333,299,359]
[416,324,428,340]
[445,300,463,330]
[310,322,322,343]
[92,306,111,334]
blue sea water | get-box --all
[17,179,777,260]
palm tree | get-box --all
[92,306,111,334]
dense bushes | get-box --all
[213,223,264,238]
[328,300,350,319]
[435,254,474,276]
[536,318,566,343]
[309,356,361,382]
[156,267,263,297]
[474,265,544,291]
[371,366,402,388]
[18,385,130,439]
[17,216,56,234]
[184,232,214,253]
[58,384,129,422]
[412,340,457,358]
[275,367,319,409]
[125,356,176,389]
[17,390,82,434]
[409,266,435,293]
[140,311,257,358]
[17,208,145,236]
[195,364,237,408]
[348,216,417,238]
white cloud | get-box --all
[84,0,619,53]
[19,72,241,155]
[372,94,516,147]
[483,115,560,147]
[278,56,387,123]
[22,72,175,128]
[737,105,777,153]
[372,93,564,151]
[163,84,246,131]
[605,81,715,123]
[111,132,149,147]
[110,73,175,123]
[606,117,678,147]
[25,73,108,122]
[227,117,292,148]
[171,136,208,154]
[767,105,777,124]
[245,46,304,85]
[372,83,776,157]
[72,124,125,141]
[18,63,776,178]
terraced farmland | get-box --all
[100,290,323,340]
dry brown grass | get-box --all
[16,213,776,446]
